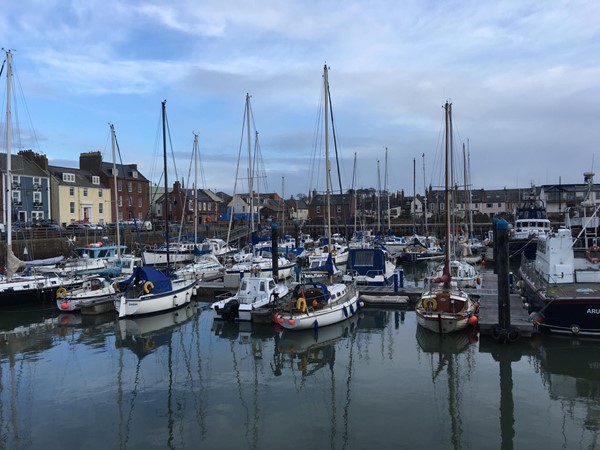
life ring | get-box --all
[113,282,120,293]
[422,298,437,310]
[586,246,600,263]
[296,296,307,312]
[143,281,154,294]
[56,287,68,299]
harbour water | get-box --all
[2,286,599,450]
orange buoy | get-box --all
[288,319,295,325]
[481,259,486,267]
[60,301,70,310]
[468,315,479,327]
[278,316,284,324]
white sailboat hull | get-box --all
[115,279,196,318]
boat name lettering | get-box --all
[587,308,600,314]
[589,362,600,369]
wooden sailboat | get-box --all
[275,65,359,331]
[415,102,477,334]
[114,101,197,318]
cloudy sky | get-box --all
[2,0,599,198]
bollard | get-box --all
[393,272,398,292]
[399,268,404,288]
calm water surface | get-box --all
[1,294,599,449]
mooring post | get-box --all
[496,217,510,330]
[271,223,279,282]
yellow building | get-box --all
[48,166,112,226]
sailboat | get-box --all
[415,102,477,334]
[114,101,197,318]
[0,50,86,307]
[275,65,359,332]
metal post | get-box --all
[496,218,510,330]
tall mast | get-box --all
[376,159,381,233]
[246,94,254,233]
[385,147,391,232]
[412,157,416,235]
[324,64,332,250]
[193,133,199,245]
[162,100,170,268]
[110,124,121,258]
[422,153,428,234]
[5,50,13,251]
[444,102,451,278]
[351,152,357,235]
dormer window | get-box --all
[63,173,75,183]
[132,170,138,178]
[112,168,118,176]
[92,176,100,185]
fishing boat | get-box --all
[509,185,551,259]
[274,65,360,332]
[114,101,196,318]
[518,172,600,335]
[36,240,127,276]
[415,102,477,334]
[211,276,290,322]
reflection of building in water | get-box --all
[536,338,600,445]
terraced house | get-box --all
[47,165,112,226]
[0,151,52,225]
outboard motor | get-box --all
[221,299,240,321]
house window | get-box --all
[137,183,142,193]
[83,188,88,197]
[31,211,43,221]
[316,206,321,214]
[69,187,75,196]
[117,181,122,191]
[127,182,132,193]
[497,203,501,207]
[128,198,132,207]
[118,196,122,207]
[33,192,42,204]
[138,198,143,208]
[118,211,123,221]
[132,170,138,178]
[12,190,21,203]
[486,203,492,208]
[139,212,143,221]
[62,173,75,183]
[208,203,212,211]
[12,175,20,186]
[98,188,103,198]
[70,202,75,214]
[33,177,41,189]
[92,176,100,185]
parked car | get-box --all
[32,221,64,231]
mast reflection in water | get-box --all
[1,302,600,449]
